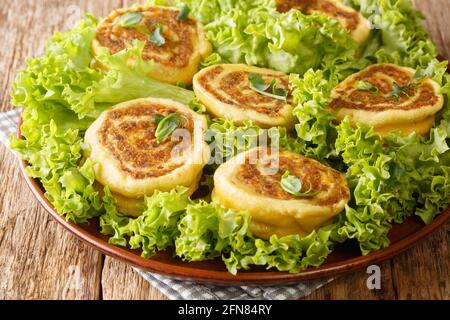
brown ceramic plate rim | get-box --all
[17,116,450,286]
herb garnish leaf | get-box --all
[248,74,287,101]
[355,81,377,92]
[177,4,191,20]
[390,81,413,100]
[153,114,165,124]
[280,171,318,197]
[248,74,271,91]
[272,87,288,99]
[355,80,417,102]
[155,113,182,143]
[117,12,144,27]
[149,26,165,46]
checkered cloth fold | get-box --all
[135,268,333,300]
[0,109,21,148]
[0,109,333,300]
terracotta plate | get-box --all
[18,118,450,286]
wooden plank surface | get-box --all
[102,257,167,300]
[414,0,450,59]
[0,0,449,300]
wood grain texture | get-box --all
[0,0,449,300]
[303,261,396,300]
[303,222,450,300]
[414,0,450,59]
[391,221,450,299]
[102,257,167,300]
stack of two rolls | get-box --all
[85,97,210,216]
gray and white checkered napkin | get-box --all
[0,109,333,300]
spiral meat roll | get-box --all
[328,63,444,136]
[85,98,209,216]
[93,6,212,85]
[276,0,370,44]
[212,147,350,239]
[193,64,295,128]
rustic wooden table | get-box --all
[0,0,449,300]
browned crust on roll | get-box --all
[98,103,193,179]
[329,64,439,112]
[276,0,360,31]
[235,149,350,206]
[196,65,290,116]
[95,6,197,68]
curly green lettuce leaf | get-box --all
[11,120,102,223]
[206,119,264,165]
[126,188,193,257]
[99,187,344,274]
[335,120,398,253]
[206,118,308,167]
[225,221,345,274]
[175,201,253,262]
[290,70,338,163]
[12,16,102,125]
[100,187,193,257]
[209,5,358,75]
[384,76,450,223]
[188,98,207,114]
[176,200,345,274]
[151,0,271,25]
[200,52,223,68]
[100,187,133,247]
[289,65,373,166]
[100,188,242,260]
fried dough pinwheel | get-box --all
[193,64,295,128]
[93,6,212,85]
[85,98,210,216]
[328,63,444,136]
[276,0,370,44]
[212,147,350,239]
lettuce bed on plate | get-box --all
[10,0,450,274]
